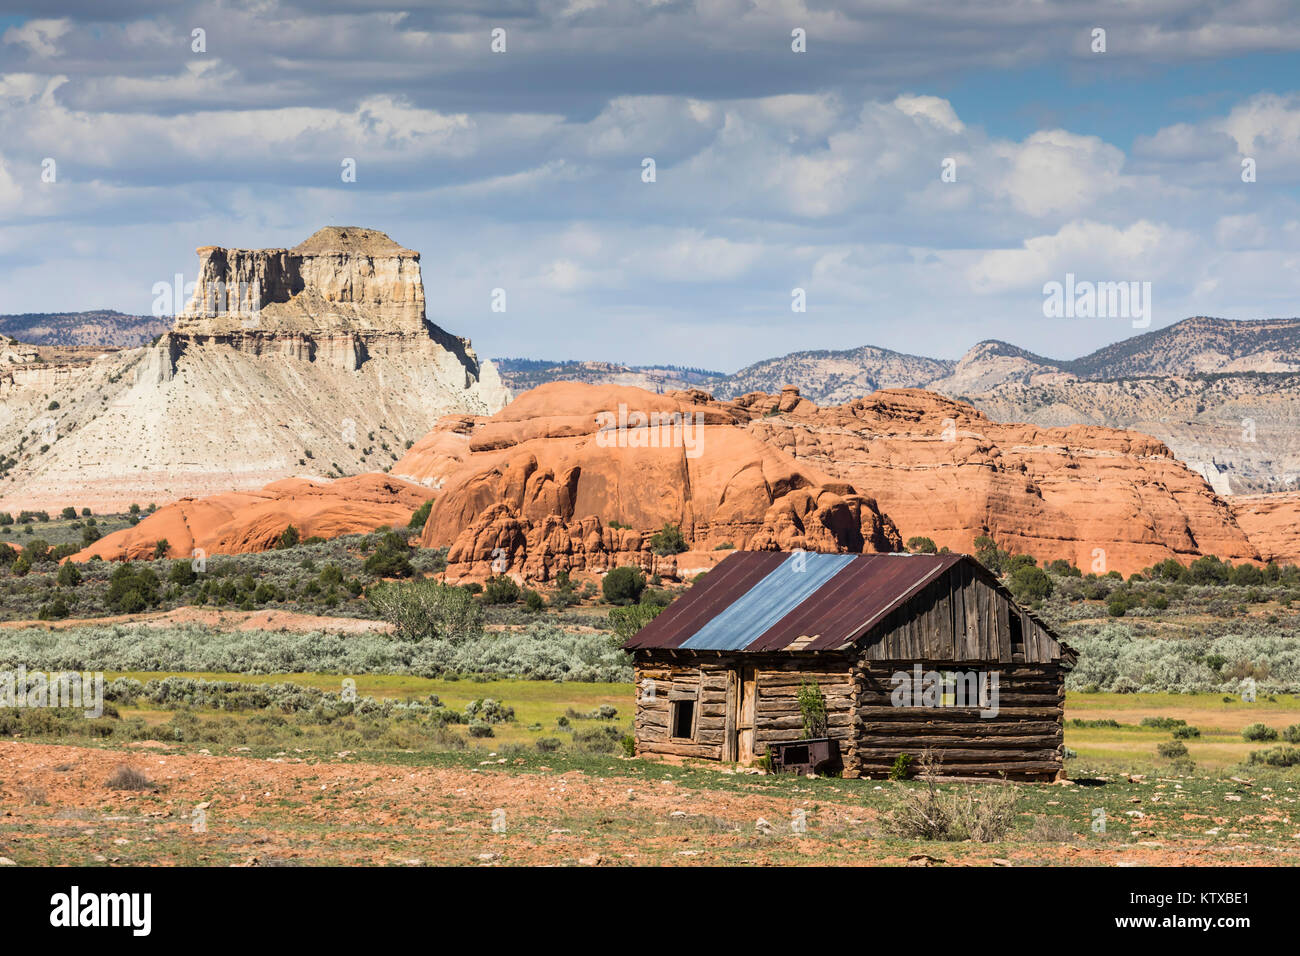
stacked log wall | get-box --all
[849,661,1065,780]
[633,654,855,761]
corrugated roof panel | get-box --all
[805,554,961,651]
[622,551,787,650]
[679,552,856,651]
[624,550,1068,660]
[747,553,959,652]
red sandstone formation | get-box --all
[1228,492,1300,565]
[396,383,901,580]
[72,474,433,562]
[742,387,1260,574]
[397,383,1266,579]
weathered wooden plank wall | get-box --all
[850,661,1065,780]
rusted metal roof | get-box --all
[679,553,856,651]
[624,550,1037,654]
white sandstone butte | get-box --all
[0,227,511,512]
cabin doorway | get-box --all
[724,665,757,764]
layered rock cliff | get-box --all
[0,227,510,512]
[174,227,427,335]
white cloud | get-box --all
[893,94,964,133]
[2,18,72,58]
[0,153,22,213]
[968,220,1186,293]
[993,130,1126,218]
[1214,213,1270,250]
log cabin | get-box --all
[625,551,1075,780]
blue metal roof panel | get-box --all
[679,552,857,651]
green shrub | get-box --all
[906,536,938,554]
[1156,740,1188,758]
[1139,716,1187,730]
[1283,724,1300,744]
[523,589,544,612]
[650,523,688,556]
[1242,723,1278,742]
[536,736,562,752]
[277,525,300,549]
[408,500,432,531]
[366,578,484,642]
[572,724,622,753]
[608,602,664,647]
[602,566,646,605]
[363,531,414,578]
[884,753,1015,842]
[38,596,70,620]
[168,561,196,586]
[973,534,1008,574]
[1248,745,1300,767]
[482,575,521,605]
[23,539,51,564]
[1171,725,1201,739]
[56,562,82,587]
[1008,565,1053,604]
[796,678,828,738]
[888,752,913,780]
[106,563,161,613]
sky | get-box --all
[0,1,1298,372]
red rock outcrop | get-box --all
[741,387,1260,574]
[1228,493,1300,565]
[72,474,433,562]
[397,383,902,580]
[397,383,1268,579]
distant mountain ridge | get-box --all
[715,344,952,405]
[715,316,1300,398]
[493,317,1300,494]
[1055,316,1300,379]
[0,310,169,348]
[493,357,725,395]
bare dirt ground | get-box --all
[1,741,1294,866]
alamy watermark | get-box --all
[595,403,705,459]
[152,274,263,322]
[1043,273,1151,328]
[0,667,104,718]
[889,665,1000,718]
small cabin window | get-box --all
[670,699,695,740]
